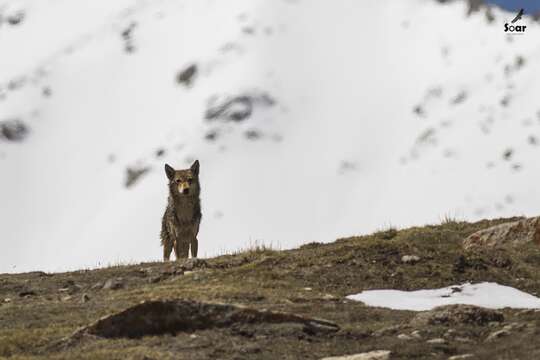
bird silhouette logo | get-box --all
[511,8,524,24]
[505,8,527,34]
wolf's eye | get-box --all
[187,178,193,184]
[175,179,181,184]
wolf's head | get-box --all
[165,160,200,197]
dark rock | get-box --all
[176,64,198,86]
[338,161,358,174]
[6,11,25,26]
[121,22,136,39]
[416,128,437,145]
[1,119,29,141]
[205,92,275,123]
[204,129,219,142]
[81,294,90,303]
[452,255,488,273]
[29,271,53,277]
[303,320,341,335]
[244,129,261,140]
[413,105,424,117]
[72,299,339,339]
[7,77,26,91]
[155,148,165,158]
[42,86,52,97]
[18,290,36,297]
[125,166,150,188]
[207,96,252,122]
[241,26,255,35]
[451,91,467,105]
[489,252,512,268]
[515,55,525,70]
[502,148,513,161]
[500,95,511,107]
[412,305,504,326]
[485,7,495,22]
[121,22,137,54]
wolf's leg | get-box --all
[163,239,173,261]
[190,236,198,258]
[175,239,190,260]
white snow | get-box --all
[1,0,540,273]
[347,282,540,311]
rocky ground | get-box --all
[1,217,540,359]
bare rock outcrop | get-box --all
[463,217,540,250]
[71,299,339,339]
[205,91,275,123]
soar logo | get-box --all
[505,8,526,34]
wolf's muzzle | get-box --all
[178,183,190,195]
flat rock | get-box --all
[401,255,421,264]
[448,355,474,360]
[485,329,510,342]
[102,278,124,290]
[463,217,540,249]
[320,350,391,360]
[397,333,413,340]
[426,338,445,344]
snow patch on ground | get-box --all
[347,282,540,311]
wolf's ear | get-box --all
[165,164,175,180]
[190,160,200,176]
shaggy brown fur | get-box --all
[161,160,201,260]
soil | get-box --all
[1,217,540,359]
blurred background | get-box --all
[1,0,539,273]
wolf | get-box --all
[161,160,201,261]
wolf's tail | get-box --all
[160,217,170,246]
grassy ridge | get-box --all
[1,217,540,359]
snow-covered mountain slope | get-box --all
[1,0,539,273]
